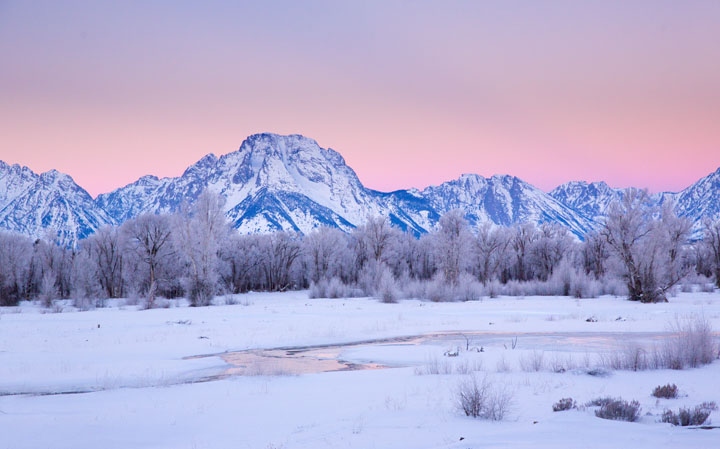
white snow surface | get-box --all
[2,292,720,448]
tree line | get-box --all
[1,189,719,308]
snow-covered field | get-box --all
[2,292,720,449]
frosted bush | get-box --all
[455,273,484,301]
[654,315,718,369]
[552,398,576,412]
[486,279,502,298]
[425,276,453,302]
[456,374,513,420]
[594,398,641,422]
[519,350,545,372]
[400,279,428,300]
[376,266,400,303]
[661,402,717,426]
[652,384,679,399]
[599,345,650,371]
[309,277,356,299]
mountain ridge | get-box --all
[2,133,719,244]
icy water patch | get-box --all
[1,331,682,396]
[195,331,674,377]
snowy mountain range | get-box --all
[0,161,114,245]
[1,133,719,245]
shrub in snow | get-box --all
[599,316,718,371]
[400,279,428,300]
[661,402,717,426]
[187,279,215,307]
[456,374,512,420]
[415,355,452,375]
[552,398,576,412]
[72,296,95,311]
[519,350,545,372]
[416,355,483,376]
[600,345,650,371]
[652,384,679,399]
[654,315,718,369]
[503,280,525,297]
[376,265,400,303]
[548,354,576,373]
[486,279,502,298]
[495,355,512,373]
[309,277,356,299]
[592,398,642,422]
[455,272,484,302]
[425,275,453,302]
[586,397,618,407]
[570,272,601,299]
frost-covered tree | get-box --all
[122,214,173,306]
[702,218,720,288]
[434,210,473,285]
[220,233,262,293]
[353,216,395,266]
[70,247,101,307]
[173,190,229,306]
[257,231,302,291]
[84,226,125,298]
[581,231,610,278]
[302,227,349,283]
[602,191,690,302]
[474,224,510,284]
[31,232,73,300]
[510,223,539,281]
[529,224,574,281]
[658,201,692,285]
[0,231,33,306]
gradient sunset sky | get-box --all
[1,1,719,197]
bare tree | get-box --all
[123,214,173,306]
[475,224,510,284]
[530,224,574,281]
[510,223,539,281]
[32,231,73,300]
[0,231,33,306]
[581,231,610,278]
[258,232,302,291]
[84,226,125,298]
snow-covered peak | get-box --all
[549,180,624,222]
[420,173,594,237]
[181,153,218,178]
[674,167,720,234]
[0,162,113,246]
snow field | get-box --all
[1,291,720,448]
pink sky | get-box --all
[1,1,719,196]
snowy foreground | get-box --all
[2,292,720,449]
